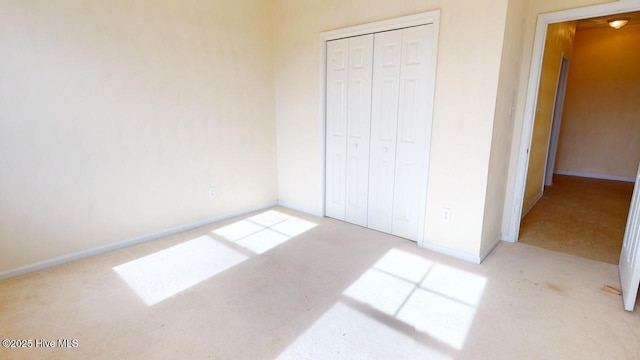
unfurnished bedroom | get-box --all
[1,1,640,359]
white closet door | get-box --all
[391,25,434,241]
[326,35,374,223]
[368,29,403,233]
[326,24,435,241]
[325,38,349,221]
[345,34,374,227]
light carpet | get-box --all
[1,207,639,359]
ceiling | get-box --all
[576,11,640,31]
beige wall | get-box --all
[3,0,629,273]
[0,0,278,272]
[481,0,529,255]
[522,21,577,210]
[555,25,640,178]
[274,0,510,258]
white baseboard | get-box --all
[480,235,502,263]
[277,200,324,217]
[555,170,635,183]
[419,234,502,265]
[0,202,278,281]
[418,241,483,264]
[521,191,543,219]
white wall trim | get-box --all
[420,241,483,264]
[521,190,544,219]
[480,236,503,263]
[319,10,440,244]
[318,32,328,219]
[506,0,640,243]
[278,200,324,217]
[321,12,439,42]
[0,202,278,281]
[555,170,635,183]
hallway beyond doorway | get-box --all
[520,175,634,264]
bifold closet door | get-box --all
[367,30,402,234]
[325,35,373,226]
[368,25,434,241]
[391,25,434,241]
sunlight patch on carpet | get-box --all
[113,236,247,306]
[114,210,317,306]
[213,210,317,254]
[343,248,487,350]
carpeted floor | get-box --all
[1,206,639,359]
[519,175,635,264]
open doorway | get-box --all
[516,11,640,264]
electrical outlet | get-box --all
[442,207,451,223]
[208,186,216,199]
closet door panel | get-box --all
[325,38,349,221]
[368,29,402,233]
[345,34,374,227]
[392,25,433,241]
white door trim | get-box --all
[620,162,640,311]
[506,0,640,243]
[318,10,440,245]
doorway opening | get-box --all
[512,7,640,265]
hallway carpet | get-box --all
[1,207,639,359]
[520,175,634,264]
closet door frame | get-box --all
[319,10,440,246]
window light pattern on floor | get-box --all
[213,210,317,254]
[279,302,452,360]
[344,248,486,350]
[113,210,316,306]
[281,248,486,357]
[113,236,247,306]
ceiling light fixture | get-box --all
[608,18,629,29]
